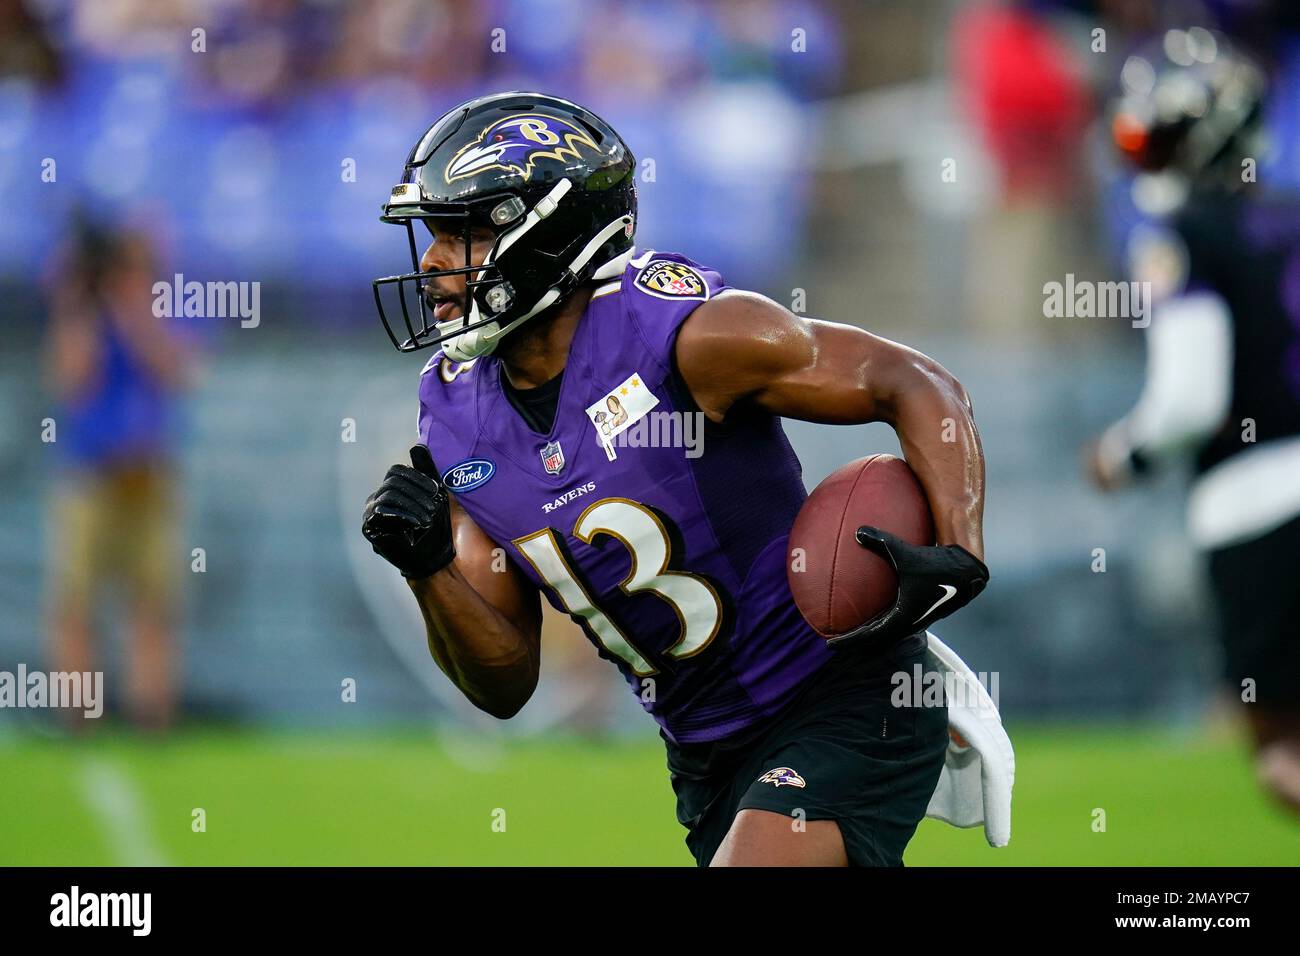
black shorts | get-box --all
[1208,512,1300,709]
[662,632,949,867]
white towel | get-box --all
[922,631,1015,847]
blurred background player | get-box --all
[44,219,193,731]
[1086,28,1300,812]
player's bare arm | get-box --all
[675,292,988,643]
[363,446,541,719]
[409,498,542,719]
[675,290,985,558]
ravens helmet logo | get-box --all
[444,114,599,184]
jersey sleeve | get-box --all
[620,251,731,378]
[416,350,482,472]
[1113,208,1236,470]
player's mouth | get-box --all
[424,290,463,323]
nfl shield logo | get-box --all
[540,440,565,475]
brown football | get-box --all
[787,454,935,639]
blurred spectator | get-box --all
[953,2,1095,334]
[65,0,201,59]
[0,0,60,84]
[44,219,193,731]
[956,4,1091,202]
[0,0,838,292]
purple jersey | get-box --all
[418,251,831,743]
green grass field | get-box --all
[1,723,1296,866]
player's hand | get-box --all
[1083,436,1132,492]
[826,527,989,648]
[361,445,455,579]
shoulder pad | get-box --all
[627,251,714,302]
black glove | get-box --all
[827,526,989,648]
[361,444,455,579]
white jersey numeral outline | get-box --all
[513,497,724,676]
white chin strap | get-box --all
[438,179,634,362]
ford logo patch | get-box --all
[442,458,495,493]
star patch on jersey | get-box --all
[634,260,709,300]
[586,372,659,442]
[757,766,806,789]
[585,371,659,461]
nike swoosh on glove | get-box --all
[361,444,456,579]
[826,526,989,649]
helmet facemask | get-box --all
[374,188,526,358]
[374,178,633,361]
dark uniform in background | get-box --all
[1092,29,1300,810]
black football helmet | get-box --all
[1110,28,1266,182]
[373,91,637,359]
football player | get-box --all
[362,92,989,865]
[1088,31,1300,812]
